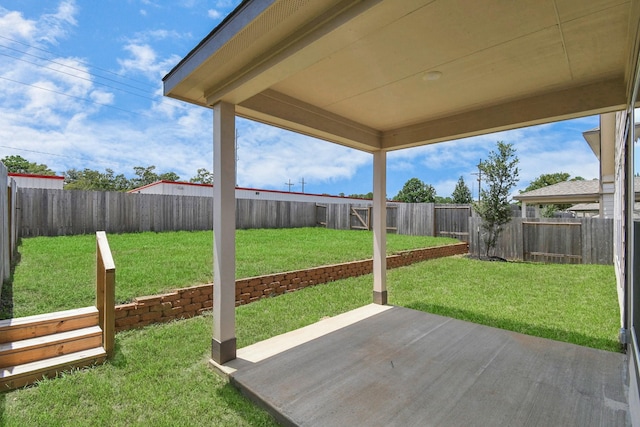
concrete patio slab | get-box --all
[214,305,628,426]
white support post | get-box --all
[212,101,237,364]
[373,150,387,304]
[521,202,527,218]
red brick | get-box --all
[184,303,202,312]
[160,293,180,302]
[202,299,213,308]
[142,311,162,321]
[164,306,184,316]
[115,309,129,319]
[134,295,162,306]
[116,315,140,327]
[192,294,209,303]
[130,306,150,315]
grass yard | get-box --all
[0,255,619,426]
[4,228,455,318]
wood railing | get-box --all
[96,231,115,358]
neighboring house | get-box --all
[515,178,640,219]
[8,172,64,190]
[515,123,640,219]
[514,179,600,217]
[568,203,601,217]
[128,180,369,204]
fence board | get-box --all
[0,163,8,285]
[469,217,612,264]
[435,204,471,241]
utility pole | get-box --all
[299,177,306,193]
[471,159,482,202]
[285,179,294,192]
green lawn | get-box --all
[0,229,620,426]
[4,228,455,318]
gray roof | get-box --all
[514,180,599,203]
[515,177,640,204]
[568,203,600,212]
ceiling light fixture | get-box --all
[423,71,443,81]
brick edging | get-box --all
[114,242,468,332]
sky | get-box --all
[0,1,606,199]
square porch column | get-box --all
[373,150,387,305]
[212,101,237,364]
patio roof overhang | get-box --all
[164,0,640,153]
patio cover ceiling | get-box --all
[163,0,640,153]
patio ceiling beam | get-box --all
[382,78,627,150]
[237,89,382,152]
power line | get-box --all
[0,43,150,94]
[0,50,184,107]
[0,34,151,87]
[0,75,147,117]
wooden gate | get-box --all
[523,221,582,263]
[434,205,471,241]
[316,203,327,227]
[350,206,371,230]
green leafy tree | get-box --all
[63,168,131,191]
[348,192,374,199]
[473,141,519,257]
[434,196,453,204]
[190,168,214,184]
[451,176,473,204]
[130,166,180,189]
[2,155,56,175]
[394,178,436,203]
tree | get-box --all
[63,168,131,191]
[190,168,213,184]
[130,166,180,189]
[434,196,453,204]
[394,178,436,203]
[451,176,473,204]
[348,192,373,199]
[473,141,519,257]
[2,155,56,175]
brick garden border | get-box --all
[114,242,468,332]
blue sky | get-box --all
[0,1,603,199]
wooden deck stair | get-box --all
[0,306,107,391]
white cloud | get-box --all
[118,43,182,78]
[0,10,36,39]
[235,119,371,190]
[207,9,222,19]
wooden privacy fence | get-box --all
[468,217,613,265]
[17,188,473,239]
[17,189,319,237]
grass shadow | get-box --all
[403,301,622,353]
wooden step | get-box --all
[0,346,107,391]
[0,306,99,343]
[0,326,103,368]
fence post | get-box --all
[96,231,116,358]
